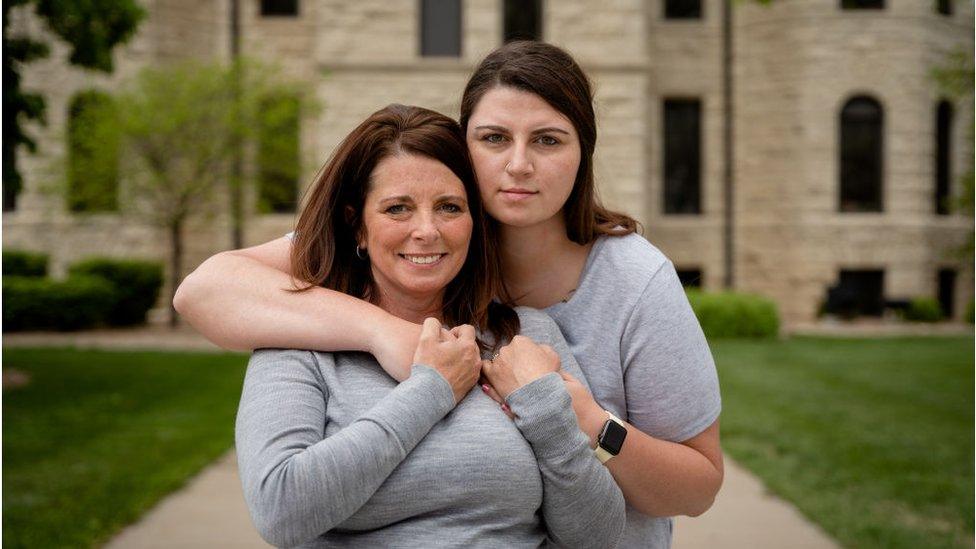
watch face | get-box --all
[599,420,627,455]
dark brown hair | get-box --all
[291,104,517,348]
[459,40,640,244]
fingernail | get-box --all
[481,384,490,393]
[501,404,510,412]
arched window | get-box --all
[67,90,119,212]
[935,100,953,215]
[839,96,883,213]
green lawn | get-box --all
[714,336,974,549]
[2,348,247,549]
[2,339,972,548]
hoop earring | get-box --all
[355,245,367,260]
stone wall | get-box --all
[4,0,973,325]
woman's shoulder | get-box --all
[587,233,672,290]
[249,348,337,373]
[512,306,562,340]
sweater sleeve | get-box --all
[504,314,626,549]
[621,261,721,443]
[235,349,455,547]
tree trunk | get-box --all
[169,219,183,328]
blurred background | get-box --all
[2,1,974,548]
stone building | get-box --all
[4,0,973,325]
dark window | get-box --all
[841,0,884,8]
[504,0,542,42]
[839,96,883,212]
[935,100,952,215]
[824,270,885,318]
[421,0,461,57]
[676,268,703,288]
[257,95,300,214]
[67,91,119,212]
[665,0,701,19]
[936,0,953,14]
[261,0,298,16]
[663,99,702,214]
[3,173,17,211]
[938,269,956,318]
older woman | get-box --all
[234,104,624,548]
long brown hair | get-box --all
[459,40,640,244]
[291,104,518,347]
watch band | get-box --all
[595,410,626,464]
[595,445,616,464]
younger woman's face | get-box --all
[466,86,581,230]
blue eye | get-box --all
[385,204,407,214]
[483,134,506,144]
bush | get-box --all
[686,290,780,339]
[903,297,944,323]
[68,258,163,326]
[3,250,49,277]
[966,299,974,324]
[3,275,116,331]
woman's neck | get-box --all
[373,286,444,325]
[499,215,592,308]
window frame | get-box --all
[662,97,703,215]
[420,0,462,57]
[838,95,884,213]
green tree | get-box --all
[2,0,144,211]
[74,59,312,326]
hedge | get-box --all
[68,258,163,326]
[3,275,116,331]
[3,250,48,277]
[686,290,780,339]
[903,297,944,323]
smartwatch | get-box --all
[594,411,627,464]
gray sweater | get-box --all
[235,307,625,548]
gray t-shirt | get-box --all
[235,307,626,548]
[545,233,722,549]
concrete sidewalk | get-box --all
[104,449,837,549]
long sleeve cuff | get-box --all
[359,363,455,454]
[506,372,589,459]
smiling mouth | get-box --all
[399,253,447,265]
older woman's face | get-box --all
[359,154,473,306]
[466,86,581,229]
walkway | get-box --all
[103,447,837,549]
[4,325,839,548]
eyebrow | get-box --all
[377,194,468,204]
[474,124,571,136]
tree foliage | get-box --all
[73,59,314,325]
[2,0,144,210]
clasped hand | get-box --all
[410,320,562,408]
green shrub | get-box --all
[966,299,974,324]
[686,290,780,339]
[3,250,49,277]
[68,258,163,326]
[903,297,944,323]
[3,275,116,331]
